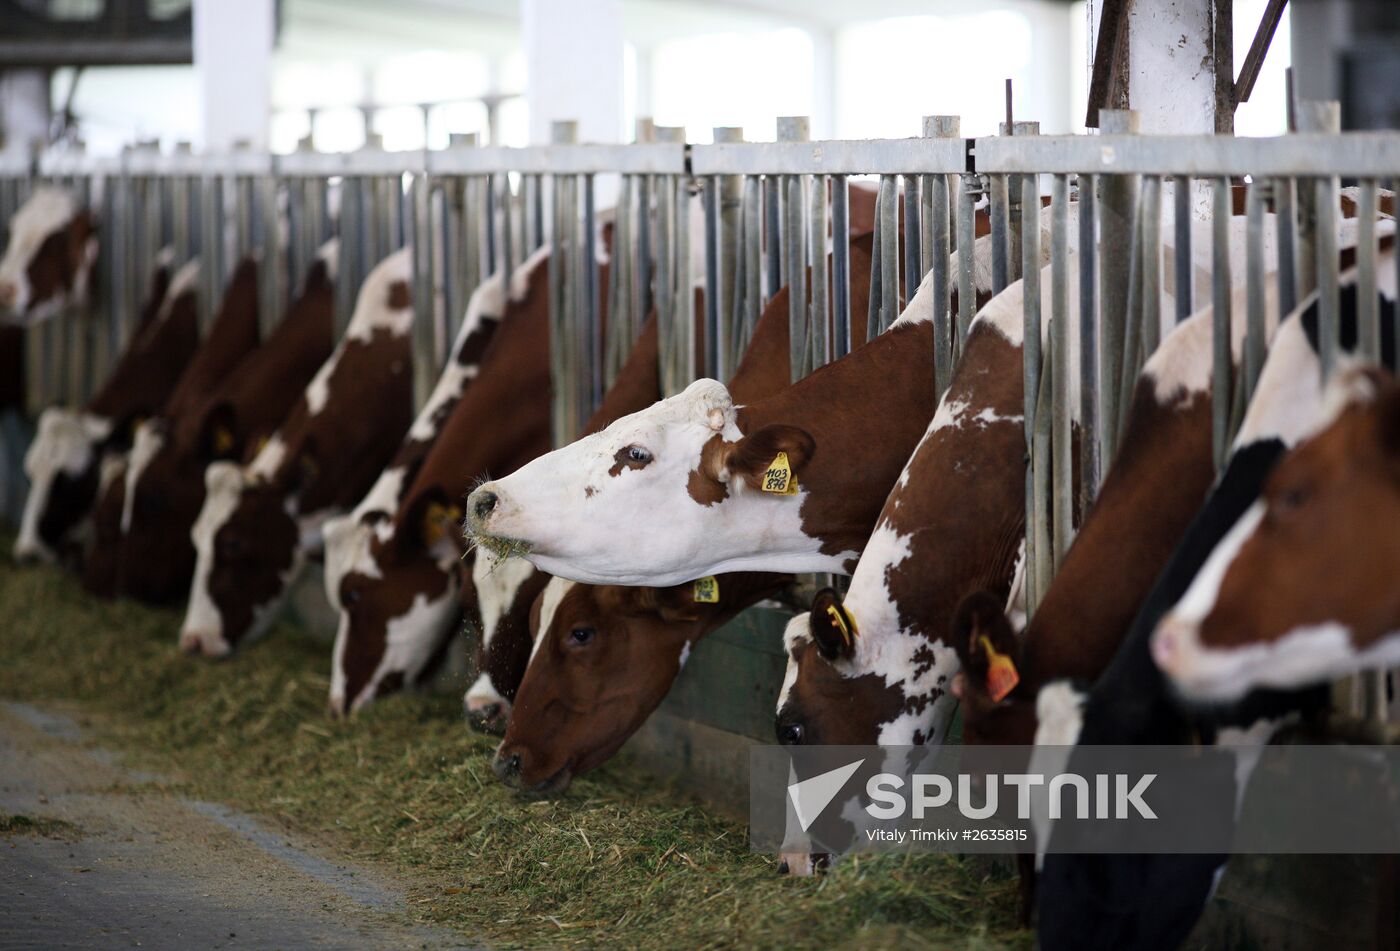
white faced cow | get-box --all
[0,187,98,324]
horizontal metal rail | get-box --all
[690,137,969,176]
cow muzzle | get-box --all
[179,628,232,659]
[0,279,18,313]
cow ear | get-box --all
[410,490,463,559]
[287,441,320,494]
[808,588,857,661]
[708,424,816,494]
[951,591,1021,703]
[199,403,239,460]
[649,583,704,624]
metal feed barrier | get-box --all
[5,108,1399,736]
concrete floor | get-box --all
[0,702,479,951]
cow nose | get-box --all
[471,488,499,523]
[179,631,203,655]
[1151,617,1185,673]
[492,748,523,784]
[467,701,506,735]
[326,694,349,720]
[0,280,16,310]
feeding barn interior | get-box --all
[2,0,1400,949]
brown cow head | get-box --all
[947,591,1036,747]
[1154,370,1400,702]
[492,572,792,795]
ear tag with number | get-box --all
[762,451,799,495]
[423,502,463,547]
[979,635,1020,703]
[693,576,720,603]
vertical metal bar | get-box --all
[1078,174,1101,496]
[928,146,953,401]
[411,171,437,410]
[903,174,921,296]
[1356,181,1379,362]
[878,174,899,328]
[741,175,762,356]
[867,184,882,340]
[704,174,721,379]
[809,173,830,370]
[1174,175,1193,324]
[1139,176,1164,364]
[1021,170,1044,615]
[605,174,631,386]
[334,177,358,337]
[955,173,977,358]
[1315,172,1341,379]
[1050,174,1073,570]
[675,174,695,386]
[1275,176,1298,318]
[764,175,781,306]
[1212,178,1234,470]
[636,172,653,320]
[583,173,601,420]
[500,174,516,295]
[785,172,806,380]
[990,171,1010,294]
[714,126,743,380]
[1244,180,1270,402]
[259,174,281,333]
[831,175,850,360]
[484,172,498,277]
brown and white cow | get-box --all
[462,214,1024,587]
[1152,367,1400,702]
[0,187,98,324]
[15,250,194,565]
[325,247,554,716]
[181,247,415,657]
[118,251,335,603]
[491,235,878,781]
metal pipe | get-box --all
[809,173,830,369]
[903,174,921,298]
[1275,175,1298,319]
[1173,175,1193,324]
[878,173,899,329]
[990,171,1009,294]
[1244,180,1270,403]
[955,173,977,358]
[584,173,601,418]
[1139,175,1163,366]
[714,126,744,378]
[1211,177,1234,470]
[764,175,781,306]
[785,172,806,380]
[928,147,953,402]
[676,174,695,387]
[1315,172,1341,379]
[1050,174,1072,570]
[1021,169,1043,614]
[831,174,850,360]
[704,174,721,378]
[741,174,762,357]
[1077,174,1101,498]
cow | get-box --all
[461,208,1034,588]
[472,231,880,739]
[180,248,415,657]
[117,250,335,604]
[489,235,879,782]
[1034,255,1395,951]
[1152,367,1400,702]
[325,246,554,717]
[0,187,98,324]
[15,250,194,566]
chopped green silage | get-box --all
[0,813,77,838]
[0,538,1030,950]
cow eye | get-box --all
[568,626,596,646]
[343,588,361,607]
[778,722,804,745]
[1273,484,1311,516]
[626,445,651,464]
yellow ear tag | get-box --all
[825,603,858,648]
[693,576,720,604]
[254,435,269,456]
[762,451,799,495]
[422,502,462,547]
[979,635,1020,703]
[213,426,235,455]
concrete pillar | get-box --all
[1126,0,1234,135]
[521,0,624,144]
[808,27,837,139]
[1290,0,1351,103]
[194,0,274,151]
[0,70,50,155]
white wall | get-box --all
[194,0,275,150]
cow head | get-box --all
[0,188,97,322]
[179,448,308,657]
[118,409,241,604]
[947,591,1033,746]
[493,572,790,795]
[466,378,816,587]
[15,408,113,564]
[776,584,960,749]
[1153,370,1400,702]
[324,494,461,718]
[461,553,546,734]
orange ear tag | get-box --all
[213,426,235,455]
[979,635,1020,703]
[693,576,720,604]
[762,452,800,495]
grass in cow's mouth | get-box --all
[465,528,534,566]
[0,533,1029,950]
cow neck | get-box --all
[733,318,937,565]
[162,259,262,422]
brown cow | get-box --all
[0,187,98,324]
[15,251,194,565]
[180,248,415,657]
[117,250,335,604]
[1153,368,1400,702]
